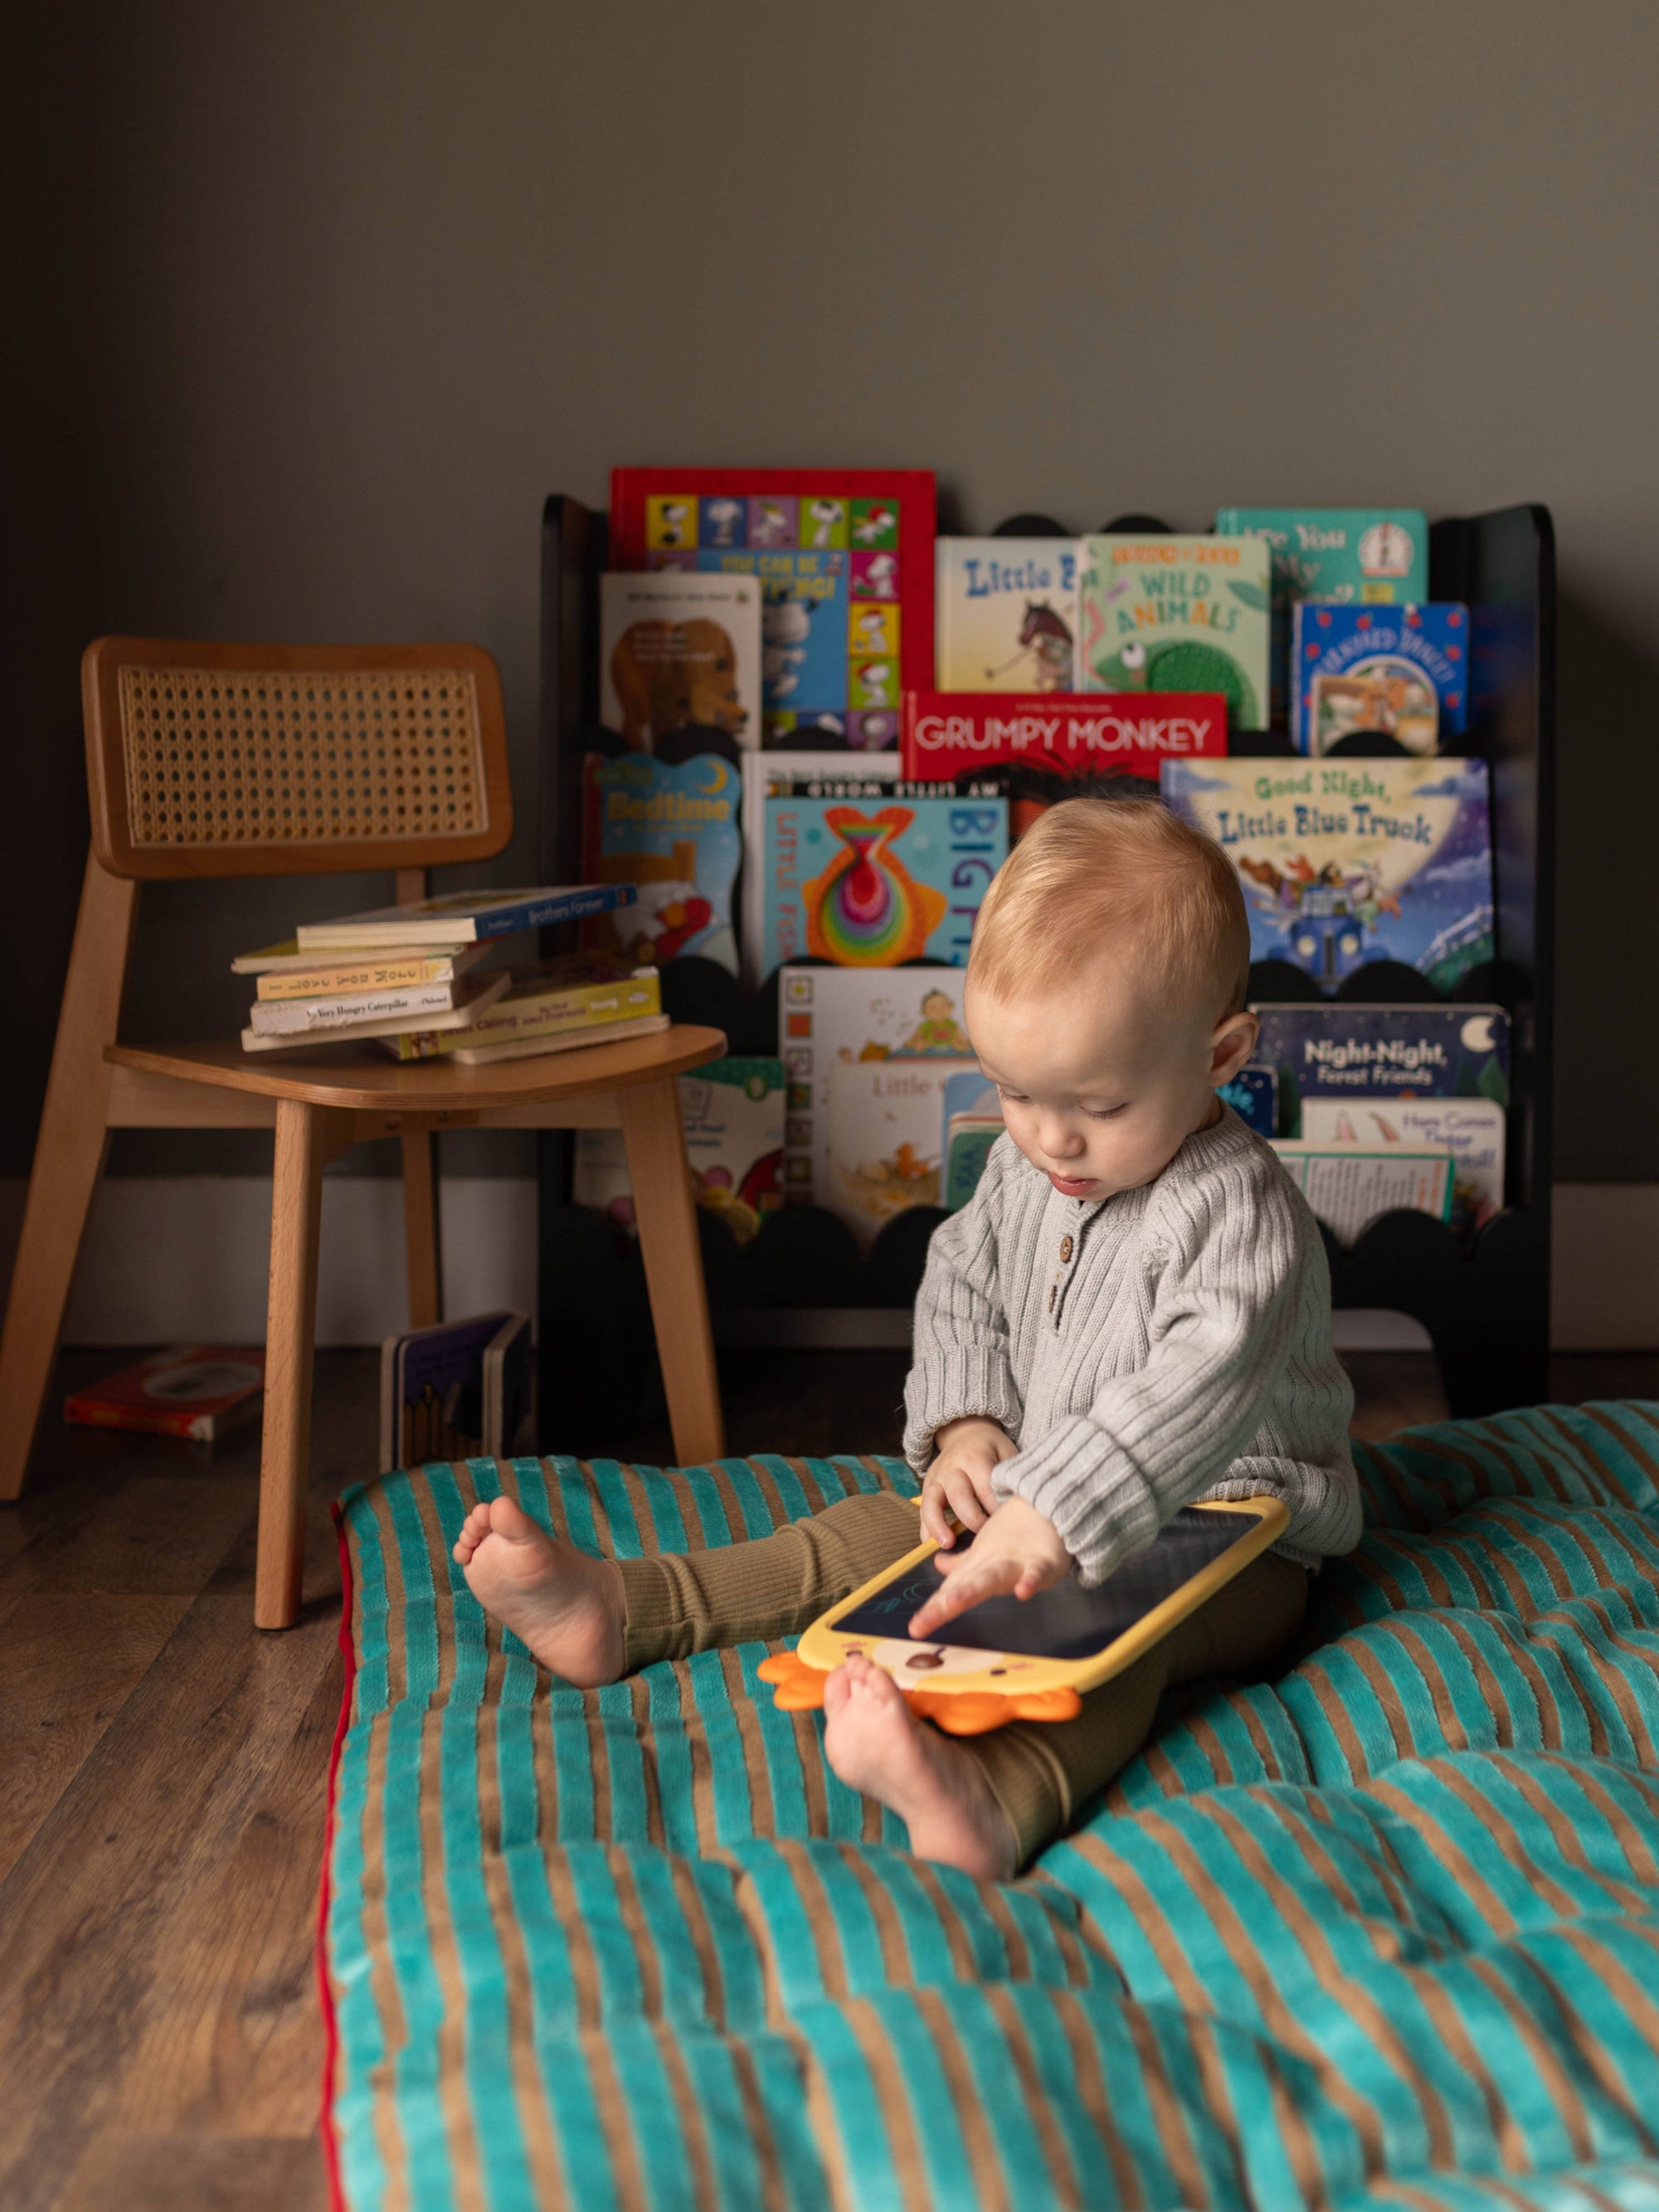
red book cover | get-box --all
[609,469,935,748]
[64,1346,266,1441]
[900,690,1229,782]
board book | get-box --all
[934,537,1081,691]
[740,750,902,984]
[610,468,934,749]
[598,570,762,751]
[580,751,742,973]
[757,1496,1288,1734]
[379,1311,533,1469]
[899,690,1228,784]
[1079,534,1272,730]
[1292,602,1470,755]
[295,882,635,950]
[240,969,510,1051]
[1251,1004,1510,1130]
[236,941,492,992]
[1300,1096,1506,1236]
[573,1056,786,1247]
[388,956,661,1062]
[1161,756,1494,990]
[1271,1140,1454,1245]
[64,1345,266,1443]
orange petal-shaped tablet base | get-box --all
[754,1650,1082,1734]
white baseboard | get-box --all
[0,1176,1652,1353]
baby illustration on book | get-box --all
[456,800,1360,1876]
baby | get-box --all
[455,798,1360,1878]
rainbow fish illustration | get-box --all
[802,805,946,965]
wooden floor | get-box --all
[2,1343,1653,2210]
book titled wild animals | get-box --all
[934,539,1081,691]
[1161,757,1493,990]
[1080,535,1272,731]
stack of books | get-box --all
[386,953,668,1066]
[232,884,637,1054]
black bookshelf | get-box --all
[536,498,1555,1429]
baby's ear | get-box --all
[1209,1009,1260,1085]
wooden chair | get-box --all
[0,638,727,1626]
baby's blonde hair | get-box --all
[968,798,1250,1020]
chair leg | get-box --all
[400,1129,442,1330]
[618,1077,726,1468]
[256,1101,352,1629]
[0,858,139,1501]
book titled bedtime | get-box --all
[1162,757,1494,990]
[760,793,1007,975]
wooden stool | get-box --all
[0,638,729,1626]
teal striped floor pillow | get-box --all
[321,1408,1659,2210]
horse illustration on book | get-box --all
[801,806,947,965]
[984,600,1074,691]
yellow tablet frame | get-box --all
[757,1495,1290,1734]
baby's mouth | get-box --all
[1045,1169,1097,1195]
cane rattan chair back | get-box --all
[82,636,513,879]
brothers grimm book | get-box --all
[935,538,1081,691]
[758,790,1007,977]
[294,882,635,949]
[581,751,742,973]
[1214,508,1428,720]
[1079,535,1271,730]
[1160,756,1494,990]
[1250,1004,1510,1131]
[1292,603,1471,755]
[599,570,762,750]
[610,469,935,748]
[899,690,1227,783]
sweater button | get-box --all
[1059,1235,1073,1262]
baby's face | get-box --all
[966,968,1257,1201]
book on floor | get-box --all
[64,1346,266,1443]
[294,882,637,950]
[1161,756,1494,991]
[387,955,662,1062]
[1079,534,1272,731]
[379,1312,533,1470]
[934,537,1082,691]
[599,569,763,750]
[239,968,510,1052]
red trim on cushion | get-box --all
[317,1500,358,2212]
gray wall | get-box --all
[9,1,1657,1180]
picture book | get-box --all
[1214,508,1429,721]
[294,882,635,949]
[935,538,1081,691]
[1160,756,1494,989]
[829,1055,977,1249]
[1250,1004,1510,1130]
[1079,535,1272,730]
[64,1346,265,1444]
[1217,1065,1277,1138]
[599,570,762,750]
[1292,603,1471,755]
[900,690,1228,784]
[1300,1097,1506,1236]
[609,468,935,748]
[778,966,978,1217]
[740,750,902,984]
[573,1057,786,1247]
[581,751,742,973]
[1270,1142,1454,1246]
[759,790,1007,978]
[239,969,510,1052]
[939,1069,1003,1212]
[421,1013,669,1068]
[379,1312,533,1469]
[248,941,494,998]
[389,956,661,1061]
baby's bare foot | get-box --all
[452,1493,624,1685]
[821,1655,1019,1880]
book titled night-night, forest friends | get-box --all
[1162,757,1494,989]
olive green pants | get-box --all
[616,1490,1309,1867]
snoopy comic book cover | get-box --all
[1160,756,1494,992]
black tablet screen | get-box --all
[833,1507,1258,1661]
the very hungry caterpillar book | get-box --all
[1079,535,1271,730]
[1162,756,1494,989]
[610,469,934,748]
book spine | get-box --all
[250,981,460,1033]
[474,883,636,939]
[256,955,459,1000]
[62,1399,202,1437]
[390,981,662,1061]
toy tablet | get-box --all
[757,1495,1289,1734]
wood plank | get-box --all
[0,1470,258,1614]
[105,1064,277,1128]
[0,1594,339,2212]
[107,1650,343,2136]
[54,2131,328,2211]
[0,1592,191,1883]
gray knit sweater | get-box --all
[902,1106,1360,1583]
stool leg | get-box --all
[256,1101,349,1629]
[618,1077,726,1468]
[400,1128,442,1329]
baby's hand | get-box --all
[907,1496,1071,1640]
[918,1417,1018,1548]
